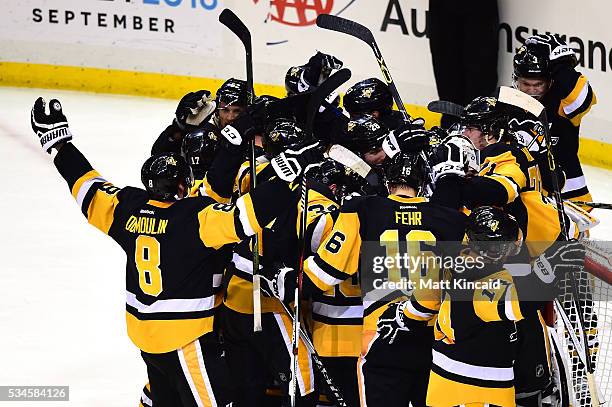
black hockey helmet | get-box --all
[343,78,393,115]
[466,206,523,261]
[461,96,513,142]
[383,152,426,192]
[216,78,248,107]
[181,124,220,179]
[285,65,308,96]
[346,115,389,155]
[513,42,550,80]
[263,119,306,158]
[141,153,194,201]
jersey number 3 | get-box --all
[135,235,163,296]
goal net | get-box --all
[556,240,612,406]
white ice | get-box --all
[1,87,611,406]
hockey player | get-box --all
[343,78,405,129]
[430,96,582,405]
[181,124,220,182]
[303,158,363,407]
[202,117,324,406]
[263,150,468,407]
[31,97,322,407]
[213,78,248,130]
[513,35,597,202]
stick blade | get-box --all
[496,86,544,118]
[219,8,251,47]
[427,100,465,118]
[316,14,374,44]
[305,68,351,135]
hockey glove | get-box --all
[174,90,216,132]
[525,34,577,67]
[219,101,267,149]
[31,97,73,153]
[430,136,479,182]
[260,265,297,304]
[270,142,324,183]
[532,240,586,284]
[382,122,431,158]
[303,51,344,87]
[377,301,411,345]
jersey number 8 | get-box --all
[135,235,163,297]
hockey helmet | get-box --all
[347,115,389,155]
[263,119,306,159]
[181,124,220,179]
[141,153,194,201]
[461,96,513,143]
[466,206,523,261]
[343,78,393,115]
[383,152,426,192]
[513,42,550,80]
[216,78,248,107]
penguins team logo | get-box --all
[361,86,374,99]
[488,219,499,232]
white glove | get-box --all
[431,136,479,182]
[270,142,323,183]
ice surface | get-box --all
[1,87,611,406]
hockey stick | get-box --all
[316,14,439,190]
[573,201,612,210]
[289,68,352,406]
[316,14,409,121]
[218,9,263,333]
[427,100,465,118]
[497,86,601,406]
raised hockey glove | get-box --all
[525,34,577,68]
[430,136,479,182]
[260,265,297,304]
[270,142,324,183]
[31,97,73,153]
[532,240,586,284]
[304,51,344,87]
[382,122,431,158]
[174,90,216,132]
[377,301,411,345]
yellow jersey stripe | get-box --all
[178,341,214,406]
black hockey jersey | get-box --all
[303,195,467,339]
[54,142,296,353]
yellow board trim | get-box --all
[3,61,612,169]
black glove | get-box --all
[430,136,479,182]
[382,121,432,158]
[376,301,411,345]
[270,141,324,182]
[260,265,297,304]
[174,90,216,132]
[532,240,586,284]
[219,101,267,149]
[525,34,577,70]
[303,51,344,87]
[31,97,73,153]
